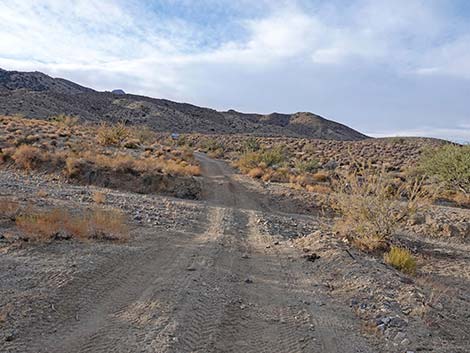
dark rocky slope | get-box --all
[0,68,368,140]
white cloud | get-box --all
[0,0,469,141]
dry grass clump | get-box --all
[11,145,46,170]
[248,167,264,178]
[384,246,417,274]
[333,165,431,252]
[97,122,130,146]
[92,191,106,204]
[0,198,19,219]
[16,207,128,242]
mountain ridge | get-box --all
[0,68,368,140]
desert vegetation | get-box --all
[0,116,201,198]
[0,196,129,242]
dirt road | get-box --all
[2,154,377,353]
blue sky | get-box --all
[0,0,469,141]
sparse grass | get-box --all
[15,207,129,242]
[384,246,417,274]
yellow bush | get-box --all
[384,246,417,274]
[96,122,130,146]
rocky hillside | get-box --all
[0,68,368,140]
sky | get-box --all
[0,0,469,141]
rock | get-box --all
[323,160,338,170]
[394,332,406,342]
[389,316,407,328]
[241,254,249,259]
[245,278,253,284]
[302,253,320,262]
[186,266,196,271]
[442,224,459,237]
[401,338,411,346]
[408,213,425,225]
[4,331,16,342]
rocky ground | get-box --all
[0,153,469,352]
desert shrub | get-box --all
[16,207,128,242]
[97,122,130,146]
[238,147,285,173]
[243,137,261,153]
[92,191,106,204]
[420,144,470,195]
[11,145,45,170]
[0,198,19,219]
[333,166,431,252]
[123,139,140,149]
[88,208,129,241]
[130,126,156,144]
[201,138,223,152]
[295,159,319,173]
[312,171,329,182]
[248,167,264,178]
[306,184,331,194]
[50,114,79,127]
[384,246,417,274]
[16,208,66,241]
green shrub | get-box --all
[243,137,260,153]
[295,159,319,173]
[201,138,223,152]
[420,144,470,195]
[238,147,286,173]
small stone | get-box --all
[245,278,253,284]
[186,266,196,271]
[401,338,411,346]
[241,254,249,259]
[394,332,406,342]
[4,331,16,342]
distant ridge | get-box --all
[0,68,368,140]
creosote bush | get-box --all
[420,144,470,195]
[237,147,285,173]
[333,165,431,252]
[384,246,417,274]
[295,159,319,173]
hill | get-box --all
[0,68,368,140]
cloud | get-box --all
[0,0,469,141]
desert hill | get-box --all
[0,68,367,140]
